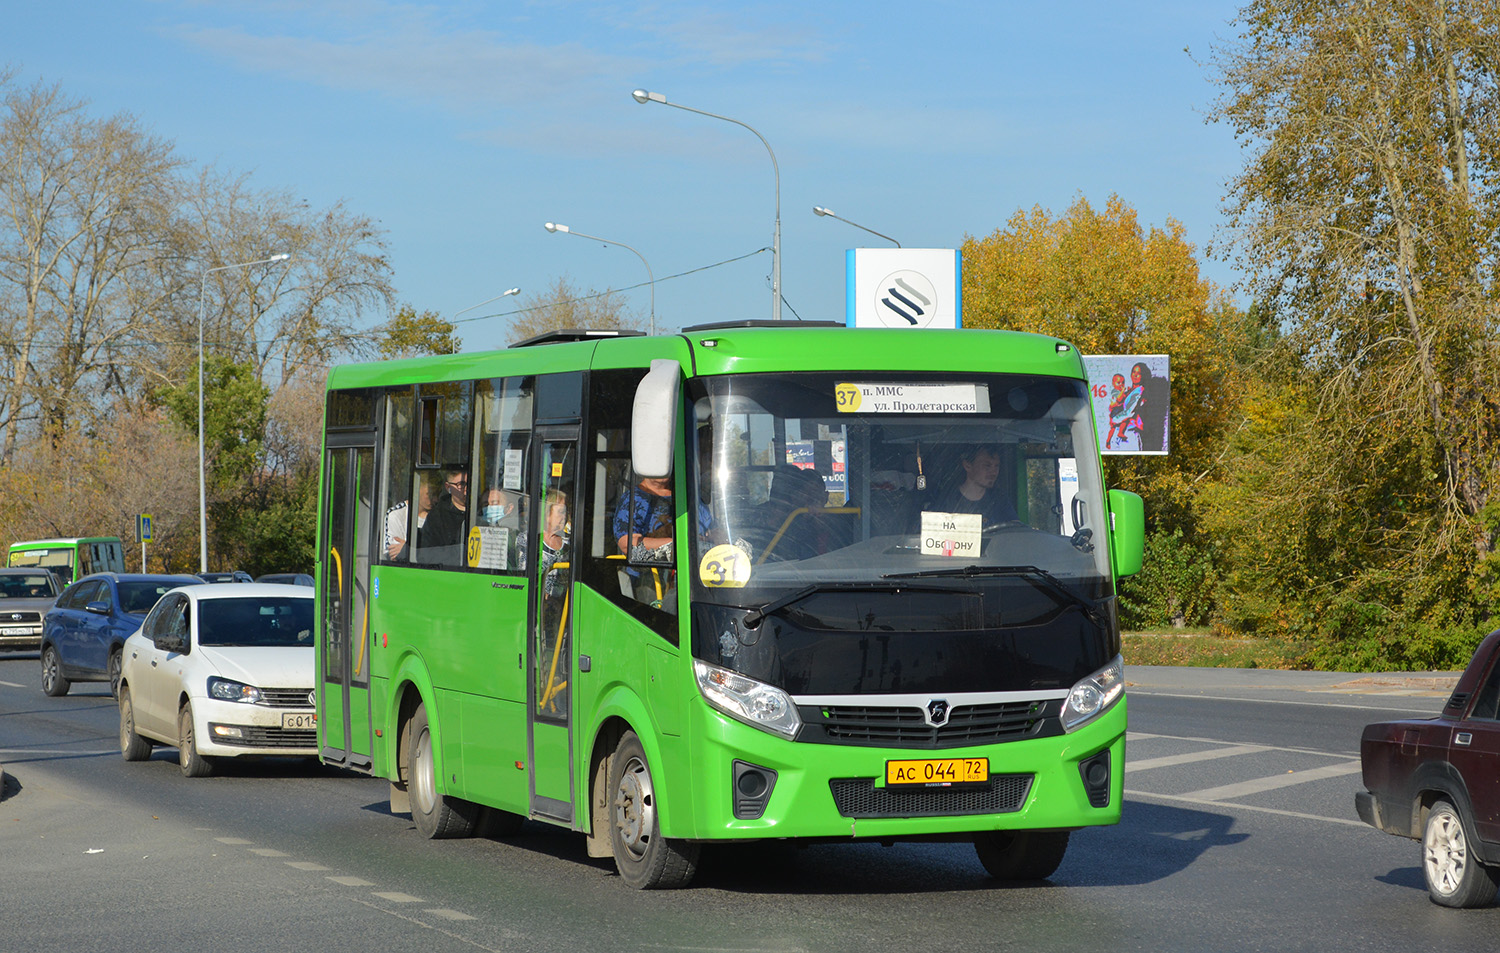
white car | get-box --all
[117,583,316,777]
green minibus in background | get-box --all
[315,322,1144,888]
[8,536,125,587]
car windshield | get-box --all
[118,582,181,614]
[0,574,55,597]
[196,597,313,647]
[688,371,1112,609]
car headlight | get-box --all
[1060,655,1125,732]
[694,660,801,739]
[207,676,263,705]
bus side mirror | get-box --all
[631,359,680,479]
[1107,489,1144,577]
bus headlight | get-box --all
[694,660,801,739]
[207,676,262,705]
[1060,655,1124,732]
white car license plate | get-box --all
[282,712,316,730]
[1,626,33,636]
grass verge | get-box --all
[1122,630,1313,669]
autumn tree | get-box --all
[1207,0,1500,662]
[0,76,182,461]
[377,304,461,359]
[505,276,636,344]
[962,195,1249,534]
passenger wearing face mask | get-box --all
[480,487,522,530]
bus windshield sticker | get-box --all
[699,543,752,588]
[469,525,510,570]
[920,512,982,557]
[503,449,524,491]
[834,383,988,414]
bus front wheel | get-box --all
[608,731,699,889]
[974,829,1070,881]
[404,703,478,839]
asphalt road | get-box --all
[2,654,1496,953]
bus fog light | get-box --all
[732,760,778,819]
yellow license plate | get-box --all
[886,757,988,788]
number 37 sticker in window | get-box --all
[698,543,752,588]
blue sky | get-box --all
[10,0,1248,353]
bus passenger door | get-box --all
[319,439,376,772]
[529,430,578,822]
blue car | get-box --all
[40,572,204,698]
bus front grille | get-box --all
[803,700,1058,748]
[829,774,1033,818]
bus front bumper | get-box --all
[674,695,1127,842]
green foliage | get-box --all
[153,355,269,489]
[378,304,461,359]
[1118,529,1216,630]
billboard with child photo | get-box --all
[1082,355,1170,455]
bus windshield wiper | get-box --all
[881,564,1106,626]
[742,581,968,629]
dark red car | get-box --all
[1357,629,1500,907]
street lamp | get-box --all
[812,206,901,247]
[197,252,291,572]
[544,222,655,335]
[631,88,781,321]
[453,287,520,316]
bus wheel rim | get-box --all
[614,756,654,859]
[413,727,437,814]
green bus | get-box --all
[315,322,1143,888]
[8,536,125,586]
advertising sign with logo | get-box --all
[1082,354,1171,455]
[847,248,961,329]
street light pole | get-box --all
[453,287,520,317]
[812,206,901,247]
[197,252,291,573]
[544,222,655,335]
[631,88,780,321]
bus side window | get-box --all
[582,368,678,639]
[409,381,473,569]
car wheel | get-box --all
[177,702,214,778]
[404,702,478,839]
[119,686,153,762]
[609,730,699,889]
[974,829,1071,881]
[40,645,70,697]
[1423,799,1500,908]
[107,650,123,700]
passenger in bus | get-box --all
[536,489,570,596]
[480,486,522,529]
[418,467,470,553]
[385,473,436,560]
[613,474,675,563]
[932,444,1018,528]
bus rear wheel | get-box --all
[974,829,1070,881]
[608,731,699,889]
[404,702,478,839]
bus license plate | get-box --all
[886,757,988,788]
[282,712,316,730]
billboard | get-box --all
[846,248,961,329]
[1082,355,1171,455]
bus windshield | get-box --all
[687,371,1116,693]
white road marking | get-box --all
[373,891,423,903]
[248,847,289,857]
[1127,745,1270,772]
[427,909,478,921]
[214,837,253,845]
[1127,789,1369,827]
[327,875,375,887]
[1180,760,1363,801]
[0,679,24,688]
[285,861,330,871]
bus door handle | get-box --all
[579,655,591,672]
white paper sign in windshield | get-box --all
[921,512,982,557]
[835,383,989,414]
